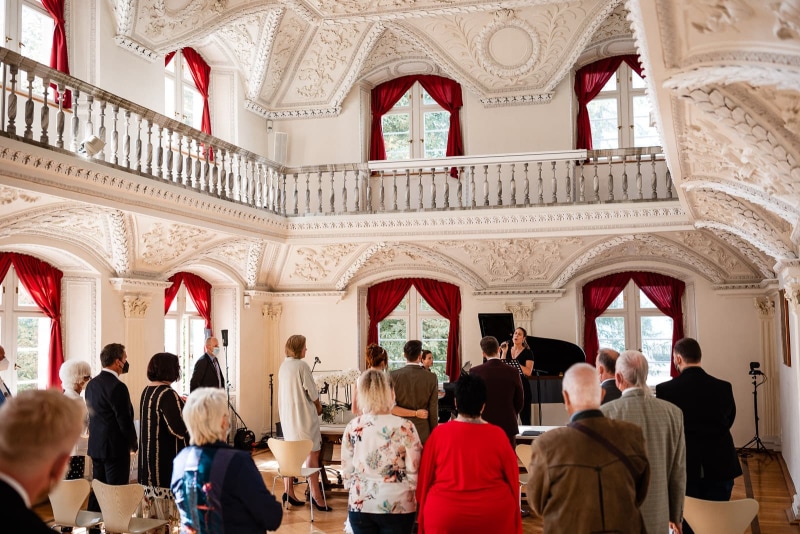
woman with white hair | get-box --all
[342,369,422,534]
[58,359,92,480]
[171,387,283,534]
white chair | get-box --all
[515,443,533,512]
[49,478,103,532]
[91,479,169,533]
[683,496,759,534]
[267,438,327,522]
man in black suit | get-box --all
[656,337,742,533]
[190,336,224,392]
[0,389,85,533]
[470,336,524,447]
[85,343,138,513]
[596,348,621,404]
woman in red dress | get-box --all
[416,373,522,534]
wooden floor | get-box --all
[35,449,800,533]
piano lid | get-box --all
[478,313,585,376]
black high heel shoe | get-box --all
[282,493,305,507]
[310,496,333,512]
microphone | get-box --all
[221,329,229,347]
[314,356,321,364]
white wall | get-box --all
[780,308,800,492]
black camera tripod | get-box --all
[739,372,770,456]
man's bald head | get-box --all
[562,363,602,414]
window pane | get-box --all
[165,318,178,354]
[182,85,202,129]
[639,289,657,309]
[17,283,37,307]
[606,291,624,310]
[393,90,411,108]
[588,98,619,149]
[419,296,433,312]
[598,75,617,93]
[423,111,448,159]
[185,291,198,313]
[382,113,411,160]
[20,4,53,65]
[17,316,49,391]
[632,95,660,147]
[631,71,646,89]
[596,316,625,353]
[378,318,407,371]
[392,295,408,312]
[640,316,673,385]
[167,293,178,313]
[165,77,176,120]
[421,318,449,382]
[421,87,436,106]
[178,317,207,393]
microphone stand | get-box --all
[268,373,274,438]
[531,368,548,426]
[223,340,248,439]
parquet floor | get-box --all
[34,448,799,533]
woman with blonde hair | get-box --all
[342,369,422,533]
[277,334,332,511]
[58,359,92,479]
[171,388,283,533]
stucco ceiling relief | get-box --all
[290,243,360,282]
[139,222,213,267]
[707,228,775,278]
[258,10,309,104]
[774,0,800,40]
[0,185,38,204]
[142,0,227,40]
[688,0,754,34]
[200,239,253,281]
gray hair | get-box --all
[617,350,649,388]
[182,388,228,446]
[562,363,601,408]
[59,359,92,391]
[356,369,394,414]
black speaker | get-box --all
[234,428,256,450]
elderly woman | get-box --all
[138,352,189,523]
[59,359,92,480]
[342,369,422,534]
[416,373,522,534]
[277,334,332,511]
[171,387,283,534]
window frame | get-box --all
[382,82,448,161]
[164,284,206,395]
[165,50,204,130]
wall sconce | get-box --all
[77,135,105,158]
[243,294,251,309]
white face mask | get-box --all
[0,358,8,372]
[212,347,220,357]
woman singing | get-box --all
[500,326,534,425]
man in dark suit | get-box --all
[190,336,224,392]
[390,339,438,443]
[596,347,621,404]
[85,343,138,513]
[470,336,523,446]
[0,389,85,533]
[656,337,742,534]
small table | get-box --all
[515,424,562,444]
[319,424,348,489]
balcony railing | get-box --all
[0,47,674,217]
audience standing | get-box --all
[390,340,438,444]
[417,374,521,534]
[352,344,428,421]
[499,326,535,425]
[85,343,137,514]
[342,369,422,534]
[527,363,650,533]
[470,336,523,446]
[656,337,742,534]
[139,352,190,524]
[596,347,621,404]
[189,336,224,391]
[58,359,92,480]
[172,388,283,533]
[602,350,686,534]
[0,389,85,533]
[277,334,332,511]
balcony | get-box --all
[0,48,681,239]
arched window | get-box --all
[165,49,212,135]
[164,272,212,394]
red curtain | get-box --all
[366,277,462,381]
[631,272,685,377]
[582,272,633,366]
[366,278,415,343]
[182,48,212,137]
[164,272,212,329]
[40,0,71,108]
[0,253,64,389]
[165,51,176,67]
[369,75,464,166]
[575,55,642,150]
[582,270,685,374]
[413,278,462,381]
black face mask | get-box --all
[121,360,130,374]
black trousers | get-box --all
[87,455,131,512]
[520,377,532,426]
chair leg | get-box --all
[308,477,314,523]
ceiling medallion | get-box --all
[477,10,539,80]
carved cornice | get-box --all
[262,302,283,319]
[505,301,534,320]
[109,277,173,293]
[473,288,565,299]
[122,294,150,318]
[266,106,343,119]
[480,93,553,107]
[113,36,159,62]
[665,62,800,93]
[755,296,776,317]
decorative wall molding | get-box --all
[113,36,159,62]
[109,277,173,293]
[122,294,150,318]
[335,242,386,290]
[262,302,282,320]
[505,301,534,320]
[755,295,776,316]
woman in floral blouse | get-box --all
[342,369,423,534]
